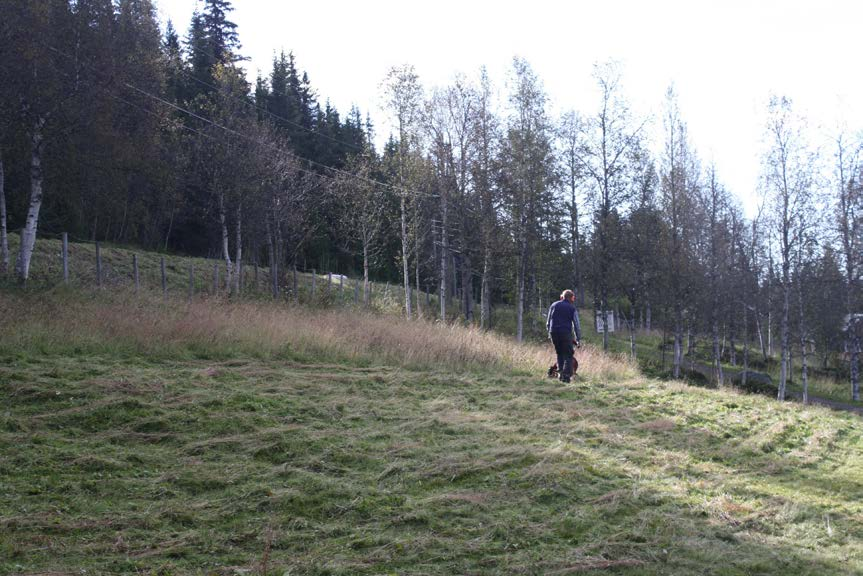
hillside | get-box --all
[1,287,862,575]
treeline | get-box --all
[0,0,860,400]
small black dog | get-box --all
[547,357,578,379]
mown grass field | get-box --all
[1,288,862,575]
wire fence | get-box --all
[2,230,463,317]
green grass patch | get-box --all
[1,293,862,574]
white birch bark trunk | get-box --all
[439,188,448,321]
[852,330,861,402]
[742,303,750,387]
[480,246,491,330]
[363,241,369,305]
[415,234,422,318]
[673,308,683,379]
[266,215,278,298]
[400,195,411,319]
[516,227,526,342]
[778,273,790,401]
[15,116,46,284]
[233,204,242,296]
[712,316,724,386]
[218,190,233,293]
[0,152,8,274]
[462,255,473,323]
[796,269,809,404]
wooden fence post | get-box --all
[311,269,316,301]
[133,254,139,293]
[62,232,69,284]
[212,262,219,295]
[339,274,344,302]
[354,279,359,304]
[292,266,298,304]
[95,242,102,288]
[254,261,259,292]
[188,263,194,302]
[327,272,332,292]
[160,256,167,299]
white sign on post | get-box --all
[595,310,615,333]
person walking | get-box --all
[546,289,582,383]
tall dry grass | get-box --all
[0,291,637,381]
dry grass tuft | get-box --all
[638,418,676,432]
[0,292,637,381]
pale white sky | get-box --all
[156,0,863,217]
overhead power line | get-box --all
[44,41,434,198]
[171,60,365,152]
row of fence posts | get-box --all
[57,233,413,307]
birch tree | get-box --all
[704,165,729,385]
[5,1,77,284]
[382,65,424,320]
[472,68,501,330]
[501,57,556,342]
[336,149,387,304]
[426,74,480,322]
[834,131,862,400]
[0,146,7,275]
[576,62,647,350]
[660,86,699,377]
[762,96,817,400]
[559,110,585,303]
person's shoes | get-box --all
[559,376,571,383]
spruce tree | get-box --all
[202,0,241,66]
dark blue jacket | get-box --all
[546,299,582,340]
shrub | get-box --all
[731,371,787,399]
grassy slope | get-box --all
[2,233,441,315]
[8,232,856,404]
[1,291,862,575]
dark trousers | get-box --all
[551,331,574,380]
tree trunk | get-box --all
[15,116,46,284]
[164,191,176,252]
[218,190,233,293]
[415,235,422,318]
[570,181,581,302]
[266,216,278,298]
[440,190,448,321]
[602,303,609,352]
[778,274,791,401]
[729,321,737,366]
[363,241,370,306]
[673,306,683,379]
[480,244,491,330]
[0,152,7,274]
[756,307,768,362]
[851,330,861,402]
[233,204,242,296]
[462,255,473,323]
[797,270,809,404]
[712,310,724,386]
[516,238,526,342]
[400,195,412,319]
[742,303,750,388]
